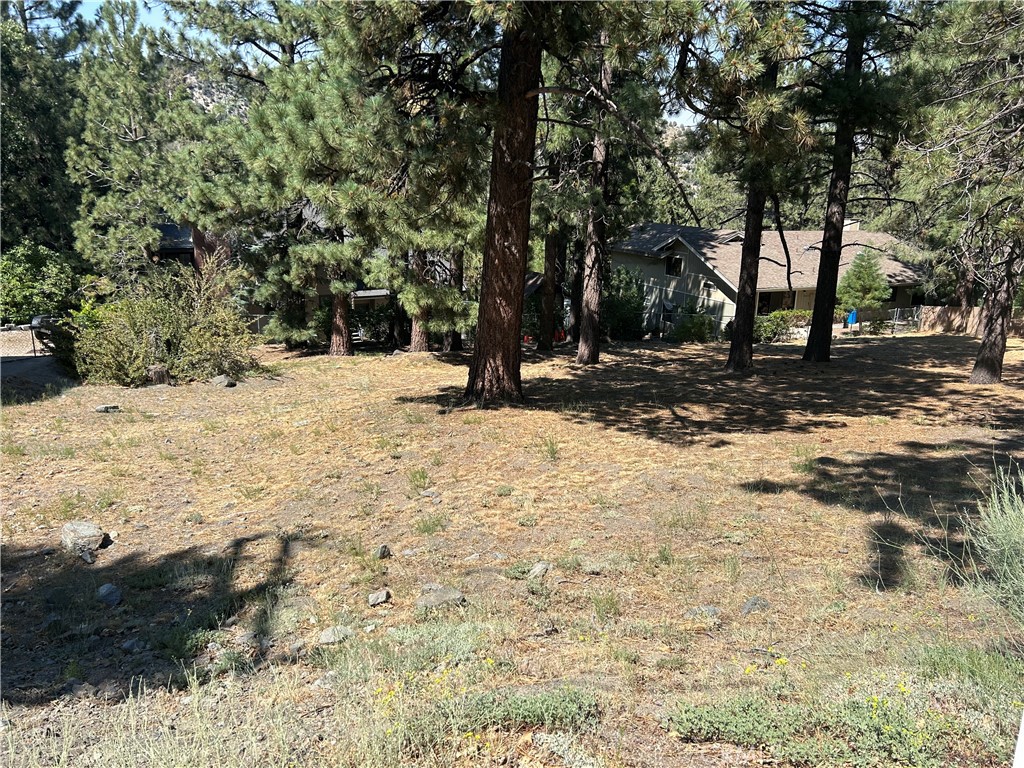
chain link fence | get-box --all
[0,328,50,358]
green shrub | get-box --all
[0,242,83,323]
[753,310,812,343]
[753,313,788,343]
[668,691,949,767]
[601,267,645,341]
[970,464,1024,628]
[668,304,716,343]
[71,264,259,386]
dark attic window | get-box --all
[666,257,682,277]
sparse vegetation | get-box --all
[2,339,1021,767]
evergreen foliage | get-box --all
[0,17,81,249]
[66,1,192,276]
[836,251,890,315]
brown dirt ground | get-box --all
[1,333,1022,766]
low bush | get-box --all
[69,264,259,386]
[668,690,951,767]
[668,305,717,343]
[969,464,1024,628]
[753,310,813,343]
[601,267,646,341]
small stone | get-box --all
[61,521,108,562]
[528,561,553,580]
[415,583,466,610]
[96,583,122,608]
[368,589,391,607]
[292,420,309,427]
[684,605,722,621]
[740,596,771,616]
[420,488,440,498]
[94,404,120,413]
[236,631,259,648]
[318,625,355,645]
[71,681,97,698]
[311,671,338,688]
[288,641,305,655]
[372,544,392,560]
[120,638,146,653]
[211,374,236,388]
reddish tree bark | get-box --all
[409,249,430,352]
[328,288,353,356]
[538,225,561,352]
[465,23,542,402]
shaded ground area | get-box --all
[0,529,318,706]
[1,353,78,404]
[414,335,1023,444]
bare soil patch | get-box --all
[2,334,1021,766]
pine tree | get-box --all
[66,0,190,276]
[835,250,889,328]
[0,11,82,250]
[896,0,1024,384]
[800,1,917,362]
[673,2,812,372]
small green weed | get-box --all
[517,514,537,528]
[414,513,448,535]
[723,554,741,584]
[408,468,431,493]
[542,436,559,462]
[792,446,818,475]
[1,441,27,457]
[655,543,674,566]
[496,485,514,497]
[590,591,622,624]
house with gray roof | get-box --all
[609,221,925,334]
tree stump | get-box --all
[146,364,171,385]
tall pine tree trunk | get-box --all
[803,8,866,363]
[328,288,354,356]
[969,250,1022,384]
[576,29,612,366]
[443,248,464,352]
[569,245,584,343]
[725,174,769,372]
[465,22,542,402]
[538,225,560,352]
[409,249,430,352]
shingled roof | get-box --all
[612,223,926,292]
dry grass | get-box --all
[2,334,1023,766]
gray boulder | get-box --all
[61,521,108,563]
[368,589,391,607]
[96,583,122,608]
[740,596,771,616]
[317,625,355,645]
[415,583,466,610]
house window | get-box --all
[666,257,682,277]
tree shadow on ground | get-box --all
[741,437,1022,591]
[0,528,321,707]
[1,355,79,405]
[406,336,1023,447]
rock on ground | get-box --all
[60,521,108,563]
[415,583,466,610]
